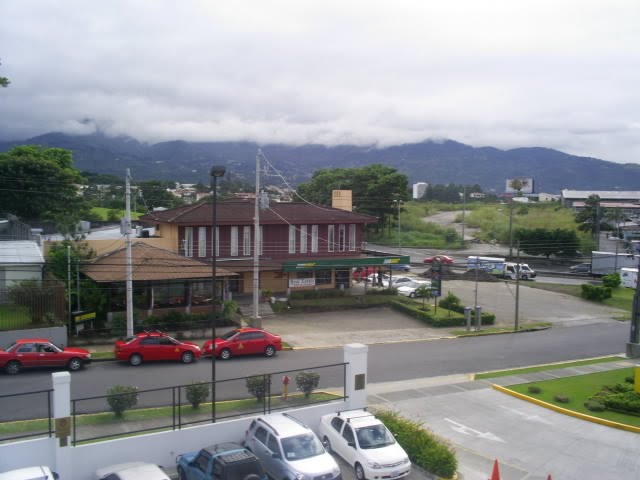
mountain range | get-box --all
[2,132,640,194]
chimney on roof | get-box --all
[332,190,353,211]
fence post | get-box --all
[52,372,72,480]
[344,343,368,411]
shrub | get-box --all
[580,284,612,301]
[554,394,570,404]
[106,385,139,417]
[295,371,320,398]
[289,289,347,300]
[584,400,606,412]
[185,382,210,409]
[246,375,269,402]
[375,410,457,478]
[439,292,462,310]
[602,390,640,414]
[602,273,621,288]
[528,385,541,394]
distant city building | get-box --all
[561,190,640,208]
[505,178,534,194]
[538,193,560,202]
[332,190,353,211]
[412,182,428,199]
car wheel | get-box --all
[220,348,232,360]
[5,360,20,375]
[264,345,276,357]
[181,351,195,364]
[409,292,416,298]
[129,353,143,366]
[521,274,528,280]
[177,466,186,480]
[355,462,366,480]
[68,358,83,372]
[322,436,332,453]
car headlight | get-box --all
[293,473,307,480]
[367,460,383,469]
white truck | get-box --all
[620,267,638,289]
[466,256,536,280]
[591,251,638,276]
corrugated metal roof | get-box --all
[82,243,236,283]
[0,241,45,265]
[562,190,640,200]
[140,200,378,226]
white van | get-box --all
[620,267,638,289]
[504,262,537,280]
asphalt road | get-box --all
[1,321,629,420]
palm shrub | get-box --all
[295,371,320,398]
[602,273,621,288]
[106,385,139,417]
[439,292,461,311]
[186,382,210,409]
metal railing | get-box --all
[70,362,348,445]
[0,389,53,443]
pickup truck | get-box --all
[176,442,266,480]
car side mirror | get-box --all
[271,452,281,459]
[348,441,355,448]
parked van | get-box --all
[466,256,506,275]
[621,267,638,289]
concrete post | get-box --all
[52,372,72,480]
[344,343,368,411]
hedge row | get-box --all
[391,299,495,327]
[375,410,457,479]
[289,289,348,300]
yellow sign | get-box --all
[73,311,96,324]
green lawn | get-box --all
[507,368,640,427]
[0,304,32,330]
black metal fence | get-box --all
[0,389,53,443]
[70,362,348,445]
[0,280,66,331]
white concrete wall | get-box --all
[0,437,55,473]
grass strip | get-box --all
[502,367,640,428]
[475,356,622,379]
[451,322,551,337]
[0,392,339,436]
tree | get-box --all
[0,146,90,225]
[296,164,409,232]
[509,178,529,196]
[137,180,183,211]
[0,60,9,87]
[575,194,604,234]
[415,284,433,310]
[515,228,580,258]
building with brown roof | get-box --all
[139,199,408,296]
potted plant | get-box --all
[261,288,271,302]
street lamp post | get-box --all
[210,165,225,422]
[395,197,402,254]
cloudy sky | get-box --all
[1,1,639,163]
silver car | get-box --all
[244,413,342,480]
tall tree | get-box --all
[0,146,90,225]
[296,164,409,231]
[575,194,604,234]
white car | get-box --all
[396,280,432,298]
[95,462,170,480]
[318,410,411,480]
[0,466,58,480]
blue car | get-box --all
[390,263,411,272]
[177,442,266,480]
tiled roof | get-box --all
[140,200,378,226]
[82,243,236,282]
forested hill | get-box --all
[2,132,640,193]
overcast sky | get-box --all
[1,1,639,164]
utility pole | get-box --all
[125,168,134,337]
[396,197,402,254]
[76,257,81,311]
[461,185,466,245]
[67,245,72,334]
[628,244,640,357]
[252,150,262,328]
[515,241,520,332]
[508,198,514,257]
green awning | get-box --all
[282,256,411,272]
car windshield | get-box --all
[281,433,324,460]
[356,424,396,449]
[403,281,422,288]
[220,330,240,340]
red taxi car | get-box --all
[423,255,454,264]
[202,328,282,360]
[0,338,91,375]
[114,331,201,366]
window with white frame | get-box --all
[327,225,335,252]
[243,226,251,256]
[230,226,239,256]
[184,227,194,257]
[300,225,307,253]
[338,224,346,252]
[311,225,318,253]
[349,224,356,251]
[211,226,219,257]
[289,225,296,253]
[198,227,207,257]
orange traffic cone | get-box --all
[489,459,501,480]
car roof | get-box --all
[258,413,310,437]
[95,462,169,480]
[0,466,55,480]
[330,410,382,428]
[134,331,168,338]
[13,339,52,344]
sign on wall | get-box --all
[289,278,316,288]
